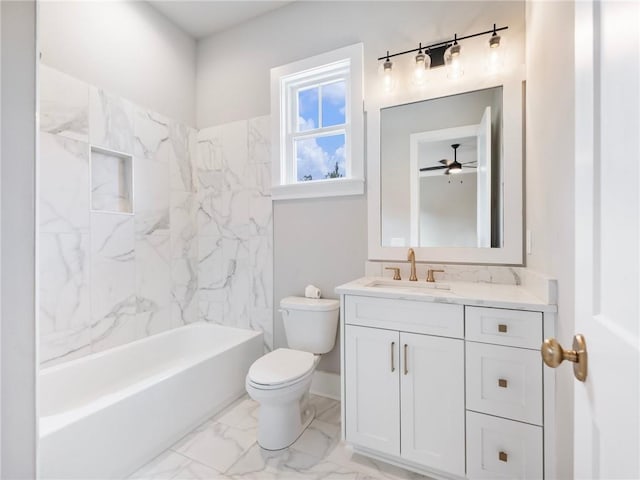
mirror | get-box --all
[380,87,503,248]
[366,75,523,265]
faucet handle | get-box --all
[426,269,445,283]
[385,267,402,281]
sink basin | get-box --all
[365,279,453,292]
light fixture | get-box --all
[486,23,504,75]
[377,23,508,89]
[445,34,464,80]
[381,51,394,92]
[445,143,463,174]
[412,44,431,86]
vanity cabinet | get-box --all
[344,325,400,454]
[341,295,550,480]
[344,296,466,478]
[400,332,465,476]
[464,306,544,479]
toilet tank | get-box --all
[280,297,340,354]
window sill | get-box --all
[271,177,364,201]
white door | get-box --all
[400,332,465,476]
[573,1,640,478]
[476,106,492,247]
[345,325,400,455]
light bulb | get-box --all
[412,49,431,86]
[382,58,394,92]
[445,42,464,80]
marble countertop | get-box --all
[335,277,558,313]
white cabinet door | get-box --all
[345,325,400,455]
[400,332,465,476]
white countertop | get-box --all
[335,277,557,313]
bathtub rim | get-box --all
[39,322,263,437]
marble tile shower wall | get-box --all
[39,65,273,366]
[196,118,273,351]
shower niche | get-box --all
[90,146,133,214]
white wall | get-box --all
[39,1,197,126]
[525,2,575,479]
[197,1,525,373]
[1,1,38,477]
[419,173,477,247]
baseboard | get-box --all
[310,370,340,400]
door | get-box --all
[345,325,400,455]
[573,1,640,478]
[400,332,465,476]
[476,106,492,247]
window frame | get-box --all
[271,43,364,200]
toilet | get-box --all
[245,296,340,450]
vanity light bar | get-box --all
[378,24,508,68]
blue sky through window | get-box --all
[295,133,346,181]
[321,81,346,127]
[298,87,318,131]
[297,81,346,132]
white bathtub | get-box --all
[39,322,263,479]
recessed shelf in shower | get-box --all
[90,146,133,214]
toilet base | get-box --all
[256,391,316,451]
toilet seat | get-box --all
[247,348,316,389]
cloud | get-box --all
[322,81,345,104]
[297,116,316,132]
[296,135,345,181]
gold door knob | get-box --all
[541,334,588,382]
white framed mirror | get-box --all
[367,70,524,264]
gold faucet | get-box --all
[407,248,418,281]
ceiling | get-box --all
[148,1,295,39]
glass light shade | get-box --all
[445,43,464,80]
[382,59,395,92]
[412,51,431,86]
[486,34,504,75]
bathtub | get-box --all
[39,322,263,479]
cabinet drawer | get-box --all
[345,295,463,338]
[465,306,542,349]
[466,411,543,480]
[466,342,543,425]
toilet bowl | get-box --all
[246,296,339,450]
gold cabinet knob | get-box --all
[498,451,508,462]
[541,334,588,382]
[498,378,508,388]
[497,323,508,333]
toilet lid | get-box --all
[248,348,315,386]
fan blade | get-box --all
[439,159,452,165]
[462,165,477,168]
[420,165,447,172]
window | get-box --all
[271,43,364,200]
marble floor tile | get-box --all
[215,398,259,430]
[134,395,428,480]
[292,420,340,461]
[129,449,223,480]
[173,421,255,473]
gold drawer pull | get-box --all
[498,324,508,333]
[499,451,508,462]
[404,344,408,375]
[498,378,508,388]
[391,342,395,372]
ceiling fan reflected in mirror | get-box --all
[419,143,478,175]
